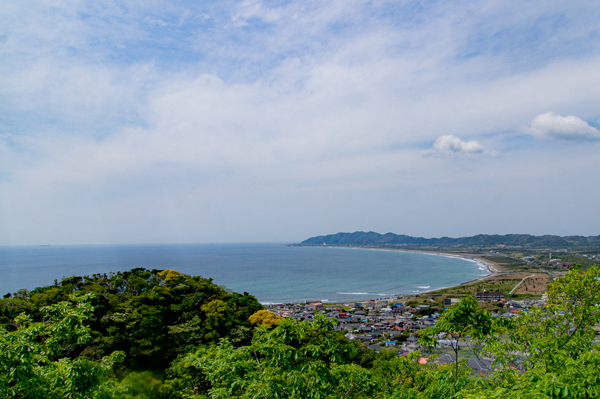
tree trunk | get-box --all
[454,341,459,381]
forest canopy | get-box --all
[2,266,600,398]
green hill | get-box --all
[299,231,600,249]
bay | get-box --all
[0,243,488,303]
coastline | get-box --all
[314,245,501,304]
[3,243,501,305]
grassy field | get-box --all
[480,255,535,272]
[428,272,549,299]
[434,277,520,296]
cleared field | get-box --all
[513,274,548,295]
[433,272,547,297]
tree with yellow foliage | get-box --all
[157,269,182,281]
[248,309,282,327]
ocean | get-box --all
[0,243,488,303]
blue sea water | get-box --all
[0,243,488,303]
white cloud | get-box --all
[3,1,600,244]
[145,17,168,27]
[528,112,600,141]
[429,134,490,157]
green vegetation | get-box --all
[434,278,520,296]
[0,293,124,398]
[3,266,600,398]
[299,231,600,250]
[420,295,491,380]
[486,252,599,271]
[481,255,532,272]
[248,309,283,327]
[0,268,263,397]
[481,256,526,266]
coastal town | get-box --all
[263,247,600,375]
[264,292,556,374]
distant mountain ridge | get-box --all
[299,231,600,248]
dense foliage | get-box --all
[0,293,124,398]
[0,268,263,371]
[2,266,600,398]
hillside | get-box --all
[298,231,600,249]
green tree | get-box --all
[464,265,600,398]
[420,295,492,381]
[1,268,263,370]
[0,293,124,398]
[176,314,376,398]
[371,351,476,399]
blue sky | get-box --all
[1,0,600,245]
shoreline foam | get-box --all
[306,245,498,304]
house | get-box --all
[444,298,460,306]
[356,336,375,343]
[436,354,456,364]
[301,312,315,320]
[468,358,492,374]
[437,339,458,348]
[368,344,382,352]
[409,324,426,331]
[385,340,397,347]
[406,343,420,352]
[475,292,505,301]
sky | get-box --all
[1,0,600,245]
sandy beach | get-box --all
[321,246,503,304]
[387,250,503,299]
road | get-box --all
[509,274,535,295]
